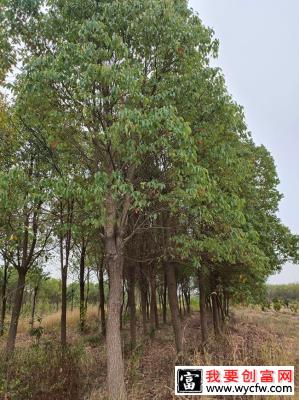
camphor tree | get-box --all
[1,1,298,399]
[0,136,52,352]
[2,1,219,398]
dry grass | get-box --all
[122,308,299,400]
[17,305,99,334]
[1,306,298,399]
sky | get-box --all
[189,0,299,284]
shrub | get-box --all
[272,299,282,312]
[0,343,84,400]
[261,300,271,311]
[29,326,44,344]
[290,302,299,313]
[84,334,102,347]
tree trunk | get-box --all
[183,287,190,314]
[0,261,8,336]
[30,285,38,328]
[105,217,126,400]
[146,291,150,321]
[128,263,136,350]
[61,266,67,346]
[164,262,183,354]
[162,271,167,324]
[79,240,86,333]
[139,264,148,335]
[181,287,186,315]
[59,200,72,347]
[6,270,26,352]
[149,265,159,336]
[178,287,183,318]
[216,294,225,323]
[98,262,106,336]
[211,292,221,336]
[198,271,208,345]
[120,283,125,331]
[85,266,90,311]
[224,290,230,316]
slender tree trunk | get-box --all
[211,293,221,336]
[98,262,106,336]
[30,285,38,328]
[85,266,90,311]
[59,200,72,347]
[181,287,186,315]
[153,285,159,329]
[6,270,26,352]
[198,271,208,345]
[79,240,86,333]
[178,287,183,318]
[61,266,67,346]
[163,271,167,324]
[146,291,150,321]
[149,265,159,336]
[0,261,8,336]
[183,287,190,314]
[224,290,230,316]
[139,264,148,335]
[128,263,136,350]
[164,262,183,354]
[216,294,225,323]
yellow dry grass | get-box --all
[17,305,99,334]
[1,305,298,400]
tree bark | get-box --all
[216,294,225,323]
[106,239,126,400]
[224,290,230,316]
[105,194,126,400]
[211,292,221,336]
[85,265,90,311]
[128,263,136,350]
[198,271,208,345]
[139,264,148,335]
[0,260,8,336]
[98,262,106,336]
[30,285,38,328]
[59,200,73,347]
[79,240,86,333]
[61,266,67,346]
[6,270,26,352]
[183,286,190,314]
[119,283,125,331]
[178,287,183,318]
[164,261,183,354]
[162,271,167,324]
[149,265,159,336]
[181,286,186,315]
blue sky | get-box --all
[189,0,299,284]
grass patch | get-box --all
[0,342,84,400]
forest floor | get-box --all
[0,306,298,399]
